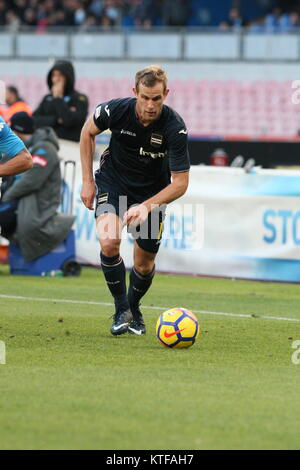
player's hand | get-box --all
[80,180,96,210]
[123,204,149,227]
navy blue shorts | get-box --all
[94,169,165,254]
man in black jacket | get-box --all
[33,60,89,142]
[0,112,75,261]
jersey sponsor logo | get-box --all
[150,133,163,148]
[105,105,110,117]
[0,123,4,132]
[95,105,101,119]
[32,155,47,167]
[121,129,136,137]
[179,129,187,134]
[140,147,165,159]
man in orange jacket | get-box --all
[0,86,32,122]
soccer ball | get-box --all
[155,307,200,349]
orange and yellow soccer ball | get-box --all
[155,307,200,349]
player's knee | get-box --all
[100,239,120,257]
[134,260,155,277]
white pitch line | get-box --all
[1,294,300,323]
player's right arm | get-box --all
[79,114,102,210]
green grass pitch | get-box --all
[0,266,300,450]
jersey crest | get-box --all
[150,133,163,148]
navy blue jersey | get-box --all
[93,97,190,201]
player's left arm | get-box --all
[0,121,33,176]
[0,148,33,177]
[144,170,189,209]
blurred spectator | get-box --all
[33,60,89,142]
[5,10,21,32]
[14,0,28,22]
[23,7,37,27]
[0,112,75,261]
[129,0,162,28]
[247,17,265,33]
[79,12,98,30]
[219,7,244,31]
[100,13,114,27]
[53,9,70,26]
[58,0,76,26]
[228,7,243,30]
[0,86,32,123]
[102,0,122,26]
[89,0,103,19]
[73,0,87,25]
[0,0,7,26]
[278,12,292,32]
[290,11,300,29]
[265,6,282,32]
[162,0,190,27]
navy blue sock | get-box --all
[128,266,155,315]
[100,252,129,313]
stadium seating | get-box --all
[3,76,300,138]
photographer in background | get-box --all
[33,60,88,143]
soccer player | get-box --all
[0,115,33,177]
[80,65,190,336]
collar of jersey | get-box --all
[134,101,165,129]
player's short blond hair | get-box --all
[135,65,168,93]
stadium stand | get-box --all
[1,75,300,138]
[1,1,300,31]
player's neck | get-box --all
[135,106,162,127]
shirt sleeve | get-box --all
[0,120,25,159]
[93,98,124,132]
[167,127,190,173]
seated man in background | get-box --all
[0,112,75,262]
[33,60,89,142]
[0,85,32,122]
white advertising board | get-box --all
[59,139,300,282]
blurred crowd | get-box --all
[1,1,300,32]
[0,0,192,31]
[220,6,300,33]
